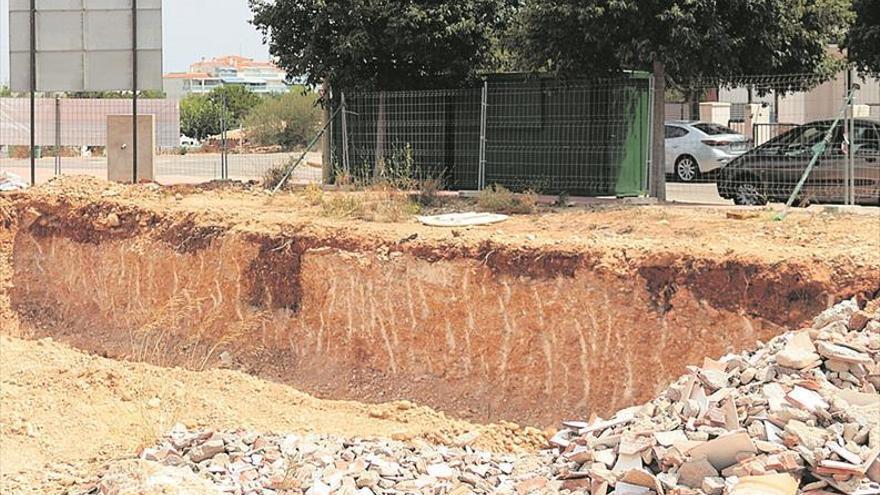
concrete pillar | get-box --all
[852,104,871,118]
[699,102,731,126]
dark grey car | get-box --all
[717,118,880,206]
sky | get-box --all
[0,0,272,85]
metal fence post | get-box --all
[847,70,856,206]
[478,80,488,191]
[220,93,228,180]
[29,0,36,186]
[54,95,61,175]
[132,0,138,183]
[644,76,654,195]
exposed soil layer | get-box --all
[4,177,880,428]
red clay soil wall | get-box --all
[9,203,879,426]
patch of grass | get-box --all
[321,186,421,223]
[302,183,324,206]
[477,184,538,215]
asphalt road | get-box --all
[0,152,323,186]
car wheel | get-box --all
[733,179,767,206]
[675,156,700,182]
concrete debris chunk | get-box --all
[89,298,879,495]
[677,458,719,488]
[97,425,557,495]
[546,297,880,495]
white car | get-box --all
[180,135,201,148]
[665,121,751,182]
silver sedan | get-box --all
[665,121,751,182]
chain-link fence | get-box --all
[5,70,878,208]
[0,95,322,185]
[664,72,880,206]
[331,74,653,197]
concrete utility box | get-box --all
[107,115,155,183]
[699,102,732,126]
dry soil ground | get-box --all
[0,177,878,494]
[0,224,545,494]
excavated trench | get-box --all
[6,198,879,427]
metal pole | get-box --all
[55,95,61,175]
[131,0,138,183]
[848,71,856,206]
[845,70,852,206]
[478,80,488,190]
[221,93,228,180]
[644,74,654,195]
[29,0,36,186]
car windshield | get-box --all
[693,123,738,135]
[759,123,840,154]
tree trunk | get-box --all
[651,61,667,202]
[374,92,386,178]
[321,78,332,185]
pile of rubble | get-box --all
[89,297,879,495]
[547,298,880,495]
[97,427,558,495]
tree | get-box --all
[249,0,509,92]
[509,0,853,86]
[242,87,321,149]
[848,0,880,74]
[180,94,226,140]
[66,90,166,98]
[180,86,264,141]
[0,85,11,97]
[207,85,261,127]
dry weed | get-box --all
[477,184,538,214]
[302,183,325,206]
[120,290,251,450]
[321,187,420,223]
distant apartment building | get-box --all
[163,55,289,98]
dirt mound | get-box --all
[0,336,547,494]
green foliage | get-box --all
[242,88,321,149]
[180,86,265,141]
[381,144,416,189]
[509,0,853,86]
[249,0,508,92]
[848,0,880,74]
[66,90,166,98]
[0,85,12,97]
[180,94,227,141]
[207,85,261,127]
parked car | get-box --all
[665,121,751,182]
[179,135,201,148]
[717,118,880,206]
